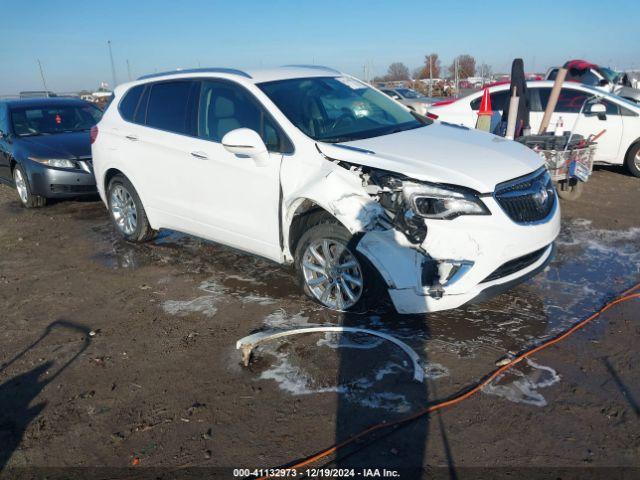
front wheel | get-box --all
[294,219,384,312]
[13,165,46,208]
[107,174,156,242]
[625,143,640,178]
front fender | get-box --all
[282,167,386,258]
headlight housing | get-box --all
[403,182,490,220]
[29,157,78,169]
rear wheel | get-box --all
[556,179,584,201]
[294,219,384,312]
[624,143,640,178]
[107,174,156,242]
[13,165,46,208]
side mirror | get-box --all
[221,128,270,167]
[586,102,607,120]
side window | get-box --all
[133,86,150,124]
[146,81,198,135]
[539,88,590,113]
[603,100,619,115]
[197,80,284,152]
[620,105,639,117]
[470,90,509,111]
[118,85,144,122]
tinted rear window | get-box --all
[146,81,196,134]
[119,85,144,122]
[470,90,510,111]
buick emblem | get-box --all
[532,180,549,207]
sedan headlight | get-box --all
[29,157,78,169]
[403,182,490,220]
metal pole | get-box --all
[37,59,49,96]
[126,59,132,81]
[108,40,117,89]
[429,56,433,97]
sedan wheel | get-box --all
[14,168,28,204]
[301,238,364,310]
[110,185,138,236]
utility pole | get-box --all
[108,40,117,89]
[126,59,132,81]
[454,57,459,97]
[37,59,49,95]
[429,56,433,97]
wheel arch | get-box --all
[625,137,640,160]
[284,198,347,261]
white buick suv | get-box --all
[92,66,560,314]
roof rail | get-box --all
[137,68,252,81]
[281,64,341,74]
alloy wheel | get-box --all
[14,169,28,204]
[110,185,138,235]
[301,238,364,310]
[635,150,640,170]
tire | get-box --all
[106,174,156,242]
[556,179,584,201]
[294,218,385,312]
[13,164,46,208]
[624,143,640,178]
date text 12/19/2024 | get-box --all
[233,468,400,478]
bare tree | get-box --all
[449,54,476,79]
[478,62,493,80]
[386,62,410,81]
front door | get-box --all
[181,80,285,261]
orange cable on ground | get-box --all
[256,282,640,479]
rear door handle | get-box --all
[190,151,208,160]
[125,134,138,141]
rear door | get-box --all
[120,80,201,224]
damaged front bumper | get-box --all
[356,195,561,314]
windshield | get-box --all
[10,104,103,136]
[258,76,428,143]
[396,88,422,99]
[600,67,621,84]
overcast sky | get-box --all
[1,0,638,94]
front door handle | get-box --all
[190,151,208,160]
[125,134,138,141]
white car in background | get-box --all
[92,66,560,314]
[427,81,640,177]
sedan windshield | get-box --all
[258,76,428,143]
[10,104,103,137]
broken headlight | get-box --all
[403,182,490,220]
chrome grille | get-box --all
[494,168,556,224]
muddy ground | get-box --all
[0,166,639,479]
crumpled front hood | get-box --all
[318,122,544,192]
[16,131,92,160]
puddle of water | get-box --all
[256,333,416,413]
[162,281,226,317]
[482,359,561,407]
